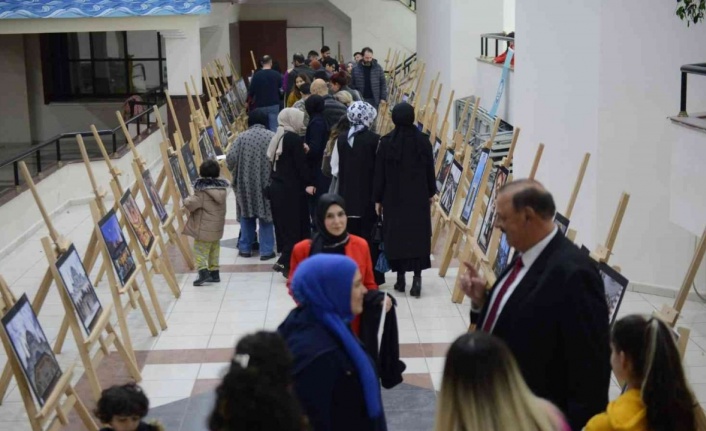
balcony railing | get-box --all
[480,33,514,60]
[397,0,416,12]
[679,63,706,117]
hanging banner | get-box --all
[0,0,210,19]
[488,48,514,119]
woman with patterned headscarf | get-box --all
[331,101,384,285]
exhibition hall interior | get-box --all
[0,0,705,430]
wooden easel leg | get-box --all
[451,243,472,303]
[98,335,110,355]
[0,363,13,405]
[94,262,107,287]
[134,287,160,336]
[107,322,142,382]
[78,342,103,401]
[82,231,100,273]
[67,386,99,430]
[155,255,181,299]
[52,316,70,354]
[139,266,168,330]
[430,216,444,251]
[438,228,461,277]
[30,269,54,312]
[169,227,195,269]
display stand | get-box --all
[436,89,456,148]
[159,140,192,240]
[39,237,142,400]
[0,277,99,431]
[556,153,590,242]
[164,90,186,148]
[423,83,443,137]
[449,131,519,302]
[416,71,440,125]
[528,143,545,180]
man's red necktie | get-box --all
[481,257,524,332]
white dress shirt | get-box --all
[479,226,558,332]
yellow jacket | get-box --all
[585,389,648,431]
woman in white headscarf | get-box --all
[331,102,385,285]
[268,108,315,278]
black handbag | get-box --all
[371,216,384,244]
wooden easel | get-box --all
[423,83,443,137]
[159,140,192,240]
[416,71,440,125]
[40,237,142,400]
[557,153,590,243]
[0,277,98,431]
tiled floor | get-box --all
[2,194,706,430]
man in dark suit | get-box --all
[460,179,610,430]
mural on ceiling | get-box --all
[0,0,210,19]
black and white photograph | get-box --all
[599,262,629,324]
[439,160,463,216]
[215,113,230,150]
[435,149,455,193]
[142,169,168,223]
[554,212,570,235]
[180,144,199,184]
[1,294,62,406]
[235,80,248,108]
[477,166,509,253]
[493,233,513,278]
[199,130,218,161]
[98,210,137,286]
[169,155,191,201]
[56,244,102,335]
[459,149,490,225]
[220,97,235,123]
[432,138,442,165]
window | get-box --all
[40,31,166,103]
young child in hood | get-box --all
[183,159,229,286]
[95,383,164,431]
[585,315,698,431]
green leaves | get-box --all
[676,0,706,26]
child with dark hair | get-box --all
[95,383,163,431]
[209,331,306,431]
[585,315,699,431]
[183,159,229,286]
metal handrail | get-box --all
[679,63,706,117]
[392,52,418,78]
[0,90,165,190]
[397,0,416,12]
[480,33,514,59]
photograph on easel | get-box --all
[98,210,137,286]
[1,294,62,406]
[460,148,490,225]
[169,155,191,201]
[56,244,102,335]
[439,160,463,215]
[599,263,629,325]
[206,126,224,156]
[554,212,570,235]
[180,144,199,184]
[142,170,168,223]
[432,138,442,165]
[220,97,235,123]
[215,113,230,149]
[493,233,513,278]
[199,130,218,161]
[119,190,154,254]
[416,122,423,132]
[235,80,248,108]
[477,166,509,253]
[435,149,455,193]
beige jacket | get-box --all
[183,178,229,242]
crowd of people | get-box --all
[145,45,705,431]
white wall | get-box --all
[199,2,239,72]
[327,0,414,63]
[0,35,32,146]
[512,0,706,292]
[239,2,352,63]
[476,61,514,124]
[503,0,515,32]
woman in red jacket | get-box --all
[288,193,378,334]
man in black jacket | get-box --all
[460,179,610,431]
[248,55,282,131]
[350,47,387,109]
[286,53,314,100]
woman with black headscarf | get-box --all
[373,102,436,298]
[304,95,331,226]
[287,193,378,335]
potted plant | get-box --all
[676,0,705,26]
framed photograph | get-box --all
[409,91,416,105]
[199,130,218,161]
[554,212,570,235]
[206,126,224,156]
[599,262,629,324]
[220,96,235,123]
[460,148,490,225]
[235,80,248,108]
[493,233,513,278]
[215,113,230,149]
[432,138,442,165]
[119,190,154,255]
[169,155,190,201]
[439,160,463,216]
[477,166,509,253]
[435,149,455,193]
[142,169,168,223]
[98,209,137,286]
[56,244,102,335]
[180,144,199,184]
[1,294,62,406]
[416,122,423,132]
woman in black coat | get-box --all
[278,254,387,431]
[267,108,315,278]
[373,102,436,297]
[333,101,384,285]
[304,95,331,226]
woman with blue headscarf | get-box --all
[278,254,387,431]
